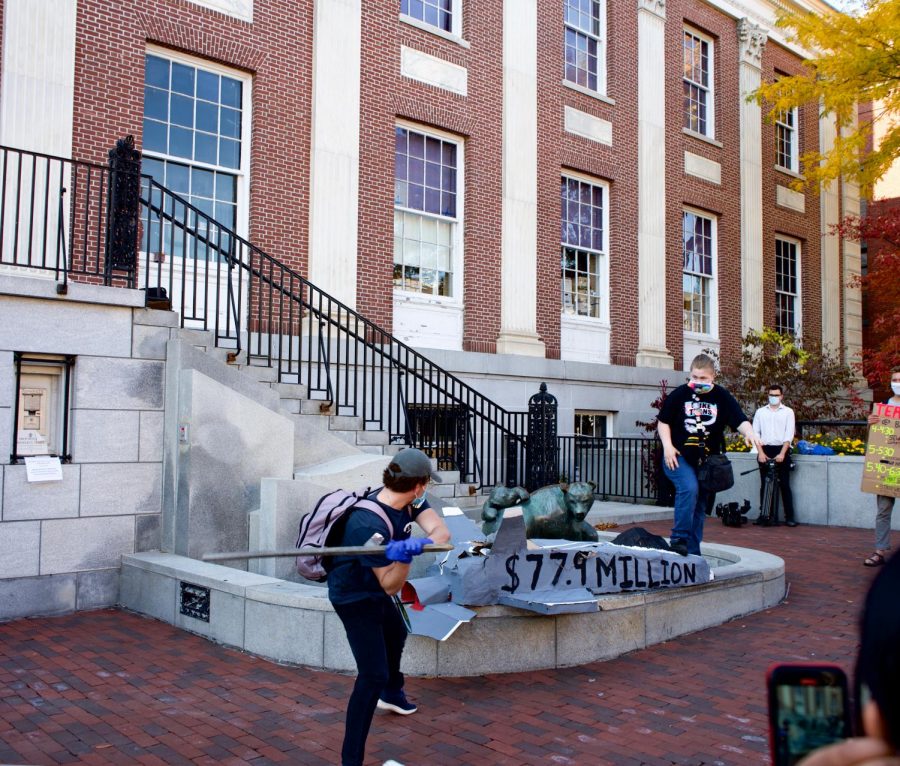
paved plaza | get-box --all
[0,518,881,766]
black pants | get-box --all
[758,445,794,522]
[332,596,408,766]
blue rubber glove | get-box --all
[385,537,433,564]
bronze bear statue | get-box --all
[481,482,598,541]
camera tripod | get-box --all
[740,459,782,526]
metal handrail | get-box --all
[0,142,532,487]
[136,176,529,488]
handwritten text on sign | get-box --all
[500,548,703,595]
[862,402,900,499]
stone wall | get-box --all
[718,452,896,530]
[0,275,170,620]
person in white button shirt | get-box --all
[752,383,797,526]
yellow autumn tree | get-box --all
[754,0,900,195]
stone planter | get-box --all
[716,452,893,530]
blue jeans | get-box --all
[332,596,407,766]
[663,459,710,555]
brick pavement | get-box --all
[0,519,884,766]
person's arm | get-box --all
[736,420,764,453]
[413,507,451,544]
[657,421,680,469]
[797,737,900,766]
[372,560,411,596]
[753,409,767,463]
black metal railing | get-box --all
[136,170,529,488]
[556,435,660,502]
[0,145,138,290]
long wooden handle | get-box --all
[202,543,455,563]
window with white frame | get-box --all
[141,51,248,259]
[561,175,607,319]
[775,237,800,336]
[775,107,798,173]
[683,28,713,137]
[575,411,608,438]
[401,0,456,34]
[394,125,460,297]
[682,210,716,335]
[564,0,605,94]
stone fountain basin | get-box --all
[119,534,784,677]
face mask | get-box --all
[411,488,427,509]
[768,396,781,406]
[689,381,713,395]
[892,382,900,397]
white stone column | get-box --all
[819,110,841,350]
[635,0,673,369]
[0,0,76,155]
[841,118,863,366]
[307,0,362,308]
[737,19,767,335]
[496,0,546,357]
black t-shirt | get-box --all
[326,491,428,606]
[658,383,748,466]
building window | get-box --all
[561,175,607,319]
[775,107,798,172]
[11,354,74,463]
[564,0,605,94]
[393,125,460,297]
[401,0,455,34]
[141,51,248,259]
[683,28,713,137]
[575,412,608,439]
[682,210,716,335]
[775,237,800,336]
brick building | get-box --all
[0,0,863,435]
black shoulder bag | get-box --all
[696,421,735,493]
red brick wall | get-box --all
[664,4,742,370]
[356,3,503,345]
[72,0,312,274]
[761,41,823,346]
[62,0,838,369]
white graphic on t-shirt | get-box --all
[683,400,718,434]
[403,522,413,536]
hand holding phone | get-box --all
[768,663,852,766]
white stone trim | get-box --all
[0,0,76,157]
[737,17,767,69]
[684,151,721,184]
[184,0,252,22]
[776,184,805,213]
[400,46,468,96]
[399,13,470,48]
[564,106,613,146]
[307,0,362,309]
[819,108,841,351]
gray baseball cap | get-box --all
[387,448,442,483]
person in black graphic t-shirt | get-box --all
[657,354,764,556]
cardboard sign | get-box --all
[861,403,900,498]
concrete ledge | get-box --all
[0,273,146,307]
[120,538,785,677]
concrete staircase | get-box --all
[173,327,486,518]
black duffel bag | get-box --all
[697,454,734,492]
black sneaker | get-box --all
[377,690,417,715]
[669,539,689,557]
[785,520,798,527]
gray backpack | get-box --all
[295,487,394,581]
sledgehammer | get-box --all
[202,539,455,563]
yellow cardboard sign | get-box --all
[861,403,900,498]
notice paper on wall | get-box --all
[24,455,63,483]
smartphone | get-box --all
[767,663,852,766]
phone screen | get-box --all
[768,664,851,766]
